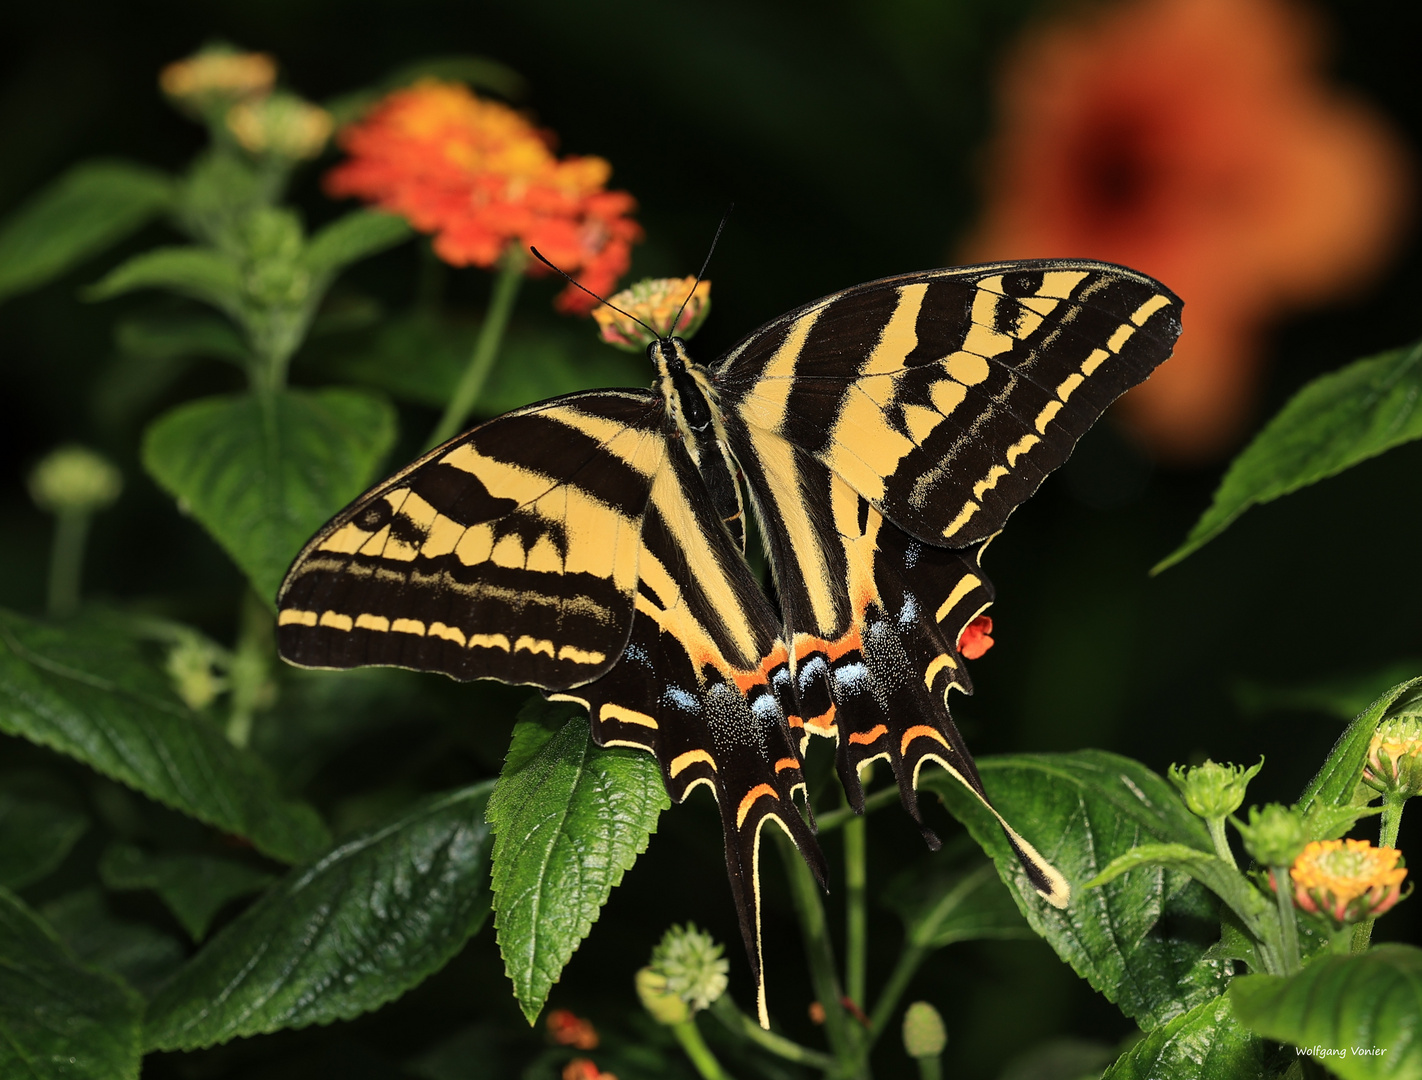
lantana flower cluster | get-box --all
[1284,839,1408,926]
[325,80,641,313]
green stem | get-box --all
[47,510,91,618]
[816,787,899,833]
[916,1057,943,1080]
[844,811,868,1010]
[226,591,275,748]
[1206,817,1238,869]
[1354,795,1407,952]
[708,996,834,1070]
[1272,864,1302,975]
[425,247,526,450]
[670,1017,737,1080]
[775,831,858,1072]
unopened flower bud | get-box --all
[1234,803,1308,868]
[1363,715,1422,799]
[165,637,227,711]
[1169,758,1263,820]
[649,923,729,1012]
[227,92,333,160]
[593,277,711,351]
[1279,839,1409,926]
[635,967,689,1025]
[161,47,275,112]
[902,1001,947,1059]
[28,446,122,515]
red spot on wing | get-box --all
[958,615,994,659]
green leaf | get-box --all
[98,844,274,941]
[1298,677,1422,813]
[41,889,186,997]
[0,606,329,863]
[325,56,527,126]
[884,859,1033,949]
[1156,340,1422,571]
[0,782,88,889]
[1102,994,1273,1080]
[1230,944,1422,1078]
[1235,662,1422,722]
[114,313,249,365]
[487,701,669,1023]
[1083,843,1273,943]
[921,751,1231,1030]
[0,887,143,1080]
[0,159,173,305]
[142,387,397,602]
[85,245,244,318]
[325,312,645,412]
[143,780,496,1050]
[303,210,412,277]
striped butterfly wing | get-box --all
[277,390,665,687]
[278,386,824,1026]
[718,260,1181,905]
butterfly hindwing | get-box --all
[277,390,665,689]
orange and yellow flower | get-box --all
[593,276,712,350]
[562,1059,616,1080]
[1279,838,1408,925]
[160,48,275,108]
[961,0,1411,463]
[325,81,641,313]
[546,1008,599,1050]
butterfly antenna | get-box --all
[672,204,732,336]
[528,246,662,340]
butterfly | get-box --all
[275,259,1182,1025]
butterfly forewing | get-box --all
[277,390,664,689]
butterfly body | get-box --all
[276,259,1182,1025]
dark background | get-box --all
[2,1,1420,1077]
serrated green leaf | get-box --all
[114,313,249,364]
[142,387,397,601]
[303,210,412,276]
[86,245,244,318]
[0,887,143,1080]
[884,859,1032,949]
[0,606,329,863]
[487,707,669,1023]
[1230,945,1422,1078]
[0,159,173,305]
[921,751,1230,1030]
[143,780,496,1050]
[1156,340,1422,572]
[0,782,88,889]
[98,844,274,940]
[41,889,186,997]
[1085,844,1270,928]
[1102,994,1273,1080]
[1298,677,1422,813]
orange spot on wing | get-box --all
[826,630,862,662]
[807,704,837,731]
[900,725,951,756]
[957,615,994,659]
[774,757,800,773]
[736,783,779,828]
[788,715,805,729]
[794,635,829,662]
[848,724,888,746]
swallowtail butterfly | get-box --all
[276,260,1182,1024]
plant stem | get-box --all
[816,787,900,833]
[916,1057,943,1080]
[1272,864,1302,975]
[47,509,90,618]
[1206,817,1237,868]
[226,591,274,748]
[775,830,859,1073]
[670,1017,737,1080]
[844,810,868,1010]
[425,246,525,450]
[709,996,834,1070]
[1354,795,1407,952]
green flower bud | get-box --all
[1234,803,1308,867]
[1363,714,1422,800]
[227,92,332,160]
[28,446,122,515]
[1168,758,1263,820]
[636,966,689,1025]
[902,1001,947,1059]
[649,923,729,1012]
[165,636,228,711]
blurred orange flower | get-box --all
[546,1008,599,1050]
[326,81,641,313]
[961,0,1411,462]
[563,1059,617,1080]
